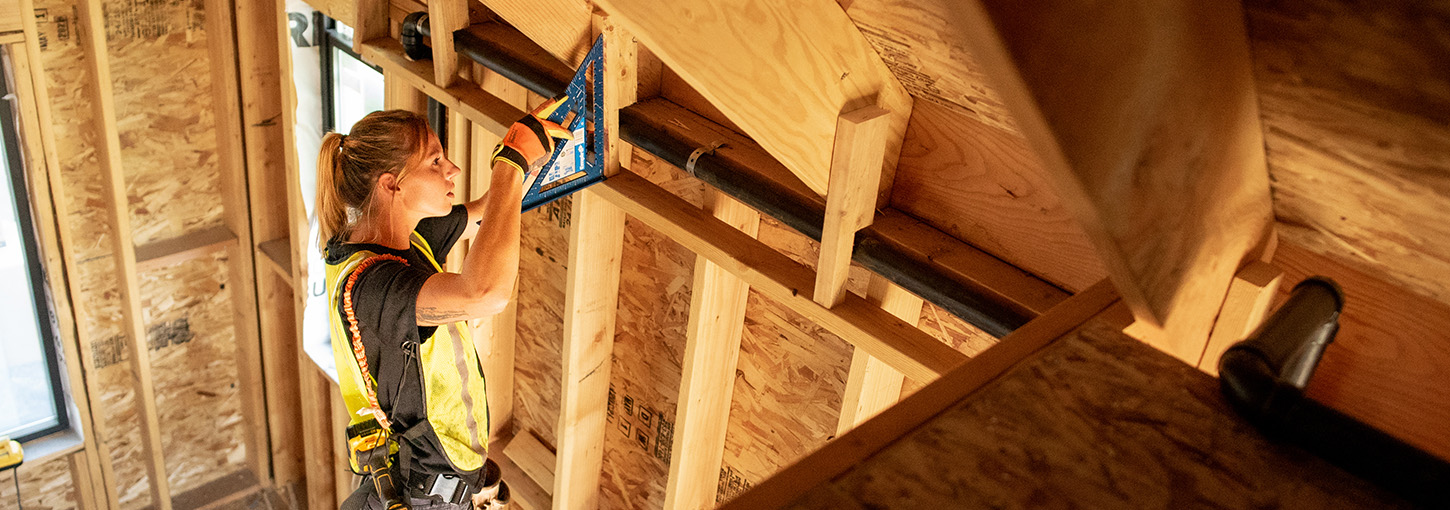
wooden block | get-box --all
[593,0,914,201]
[428,0,468,87]
[76,0,172,506]
[551,189,626,509]
[332,390,355,504]
[815,105,890,308]
[594,171,965,382]
[835,277,921,435]
[474,0,593,67]
[722,280,1119,510]
[494,441,553,510]
[503,431,557,496]
[300,363,337,510]
[948,0,1274,362]
[134,225,238,272]
[1198,261,1283,375]
[665,191,760,510]
[353,0,390,52]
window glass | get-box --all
[332,46,384,134]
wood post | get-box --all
[664,191,760,510]
[836,277,923,434]
[77,0,172,506]
[1199,261,1284,375]
[428,0,469,87]
[814,105,891,308]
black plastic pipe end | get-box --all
[400,12,431,61]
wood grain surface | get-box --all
[786,317,1410,509]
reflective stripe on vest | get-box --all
[326,232,490,472]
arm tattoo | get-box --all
[417,306,467,324]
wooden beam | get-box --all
[383,67,430,113]
[237,0,303,487]
[1198,261,1283,375]
[551,189,625,510]
[427,0,469,87]
[365,38,521,134]
[332,389,354,504]
[300,364,337,510]
[594,0,913,202]
[947,1,1273,361]
[8,18,114,505]
[593,171,965,382]
[474,0,593,67]
[664,191,760,510]
[203,0,269,483]
[134,225,238,272]
[721,279,1120,510]
[814,105,890,308]
[496,434,554,510]
[835,277,922,435]
[76,0,171,506]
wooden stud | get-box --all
[428,0,469,87]
[300,363,337,510]
[947,1,1273,362]
[8,21,113,505]
[203,0,269,482]
[593,0,914,201]
[445,107,472,274]
[76,0,172,506]
[721,279,1120,510]
[835,277,922,435]
[237,0,304,487]
[551,188,626,510]
[664,191,760,510]
[594,172,965,382]
[814,105,890,308]
[1198,261,1284,375]
[383,68,431,113]
[332,389,355,504]
[68,451,100,510]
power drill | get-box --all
[347,420,409,510]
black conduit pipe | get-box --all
[402,13,1030,337]
[1219,278,1450,508]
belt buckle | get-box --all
[424,473,469,505]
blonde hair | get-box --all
[315,110,431,250]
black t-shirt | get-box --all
[325,204,470,473]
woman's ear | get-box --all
[375,173,400,195]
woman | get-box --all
[319,104,569,509]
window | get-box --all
[0,55,68,443]
[318,16,384,135]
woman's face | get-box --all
[396,132,461,218]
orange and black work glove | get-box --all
[492,97,574,177]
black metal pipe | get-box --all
[401,12,1031,337]
[1219,278,1450,508]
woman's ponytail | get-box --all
[313,110,431,253]
[315,131,348,251]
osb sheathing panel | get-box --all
[786,318,1410,510]
[510,148,995,509]
[31,0,242,507]
[0,450,76,510]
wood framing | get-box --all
[721,279,1120,510]
[835,278,922,435]
[427,0,468,86]
[300,363,337,510]
[814,106,890,308]
[76,0,172,506]
[664,191,760,510]
[1199,261,1283,375]
[202,0,268,482]
[593,171,966,382]
[947,1,1274,362]
[133,226,239,272]
[9,13,110,505]
[594,0,913,202]
[551,188,626,509]
[366,39,521,134]
[237,0,304,487]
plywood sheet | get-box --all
[1246,0,1450,308]
[0,452,76,510]
[787,317,1409,509]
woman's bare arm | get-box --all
[414,161,524,325]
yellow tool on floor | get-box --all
[0,436,22,470]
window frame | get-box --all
[0,52,70,444]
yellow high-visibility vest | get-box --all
[326,231,490,472]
